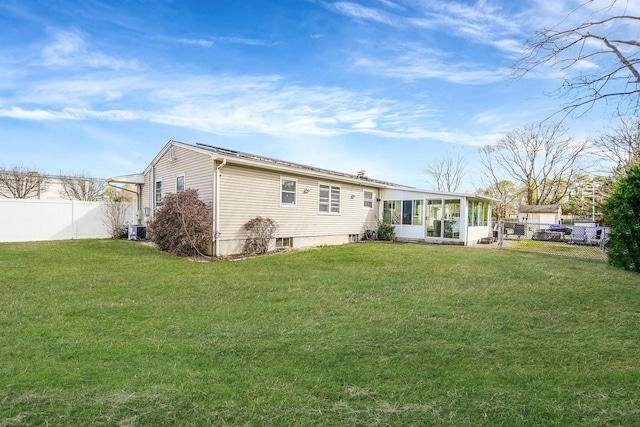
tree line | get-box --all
[424,0,640,222]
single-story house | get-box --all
[517,204,562,225]
[109,141,496,256]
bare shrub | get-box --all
[102,199,131,239]
[243,216,278,255]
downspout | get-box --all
[215,158,227,257]
[151,165,156,222]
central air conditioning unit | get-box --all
[128,225,147,241]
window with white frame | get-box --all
[319,184,340,214]
[176,174,185,192]
[275,237,292,248]
[155,180,163,206]
[384,199,422,225]
[383,200,401,224]
[363,190,373,208]
[281,178,297,206]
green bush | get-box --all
[602,165,640,273]
[377,221,396,241]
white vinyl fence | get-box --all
[0,199,135,242]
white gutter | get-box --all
[214,158,227,257]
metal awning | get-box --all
[107,173,145,185]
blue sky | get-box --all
[0,0,629,192]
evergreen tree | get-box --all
[602,165,640,273]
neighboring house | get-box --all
[517,205,562,225]
[0,173,104,201]
[109,141,496,256]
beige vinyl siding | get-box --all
[217,164,380,243]
[141,143,215,224]
[155,145,214,203]
[141,175,150,218]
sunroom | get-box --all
[380,188,495,245]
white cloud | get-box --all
[0,106,144,121]
[1,65,508,147]
[41,30,138,70]
[329,1,401,26]
[1,70,451,140]
[352,45,510,84]
[178,38,214,47]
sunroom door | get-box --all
[426,200,443,237]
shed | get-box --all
[517,205,562,225]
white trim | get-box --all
[176,173,185,193]
[154,179,163,208]
[280,177,298,207]
[363,190,374,209]
[318,183,341,215]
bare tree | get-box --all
[476,180,522,220]
[102,198,131,239]
[479,121,590,205]
[58,172,107,201]
[514,0,640,117]
[424,152,467,192]
[0,166,49,199]
[593,116,640,176]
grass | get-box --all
[1,240,639,426]
[504,238,608,261]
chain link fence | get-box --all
[497,219,610,261]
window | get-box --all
[386,200,423,225]
[281,178,297,206]
[444,199,461,239]
[413,200,423,226]
[176,174,185,192]
[468,200,477,226]
[427,200,442,237]
[155,180,162,206]
[275,237,292,248]
[479,201,487,226]
[363,190,373,208]
[468,200,488,227]
[319,184,340,214]
[383,200,402,225]
[402,200,413,225]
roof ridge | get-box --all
[192,142,412,189]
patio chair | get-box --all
[569,226,587,244]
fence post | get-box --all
[497,219,504,249]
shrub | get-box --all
[602,164,640,273]
[243,217,278,255]
[148,189,213,257]
[377,221,396,241]
[102,199,131,239]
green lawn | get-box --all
[1,240,639,426]
[504,239,608,261]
